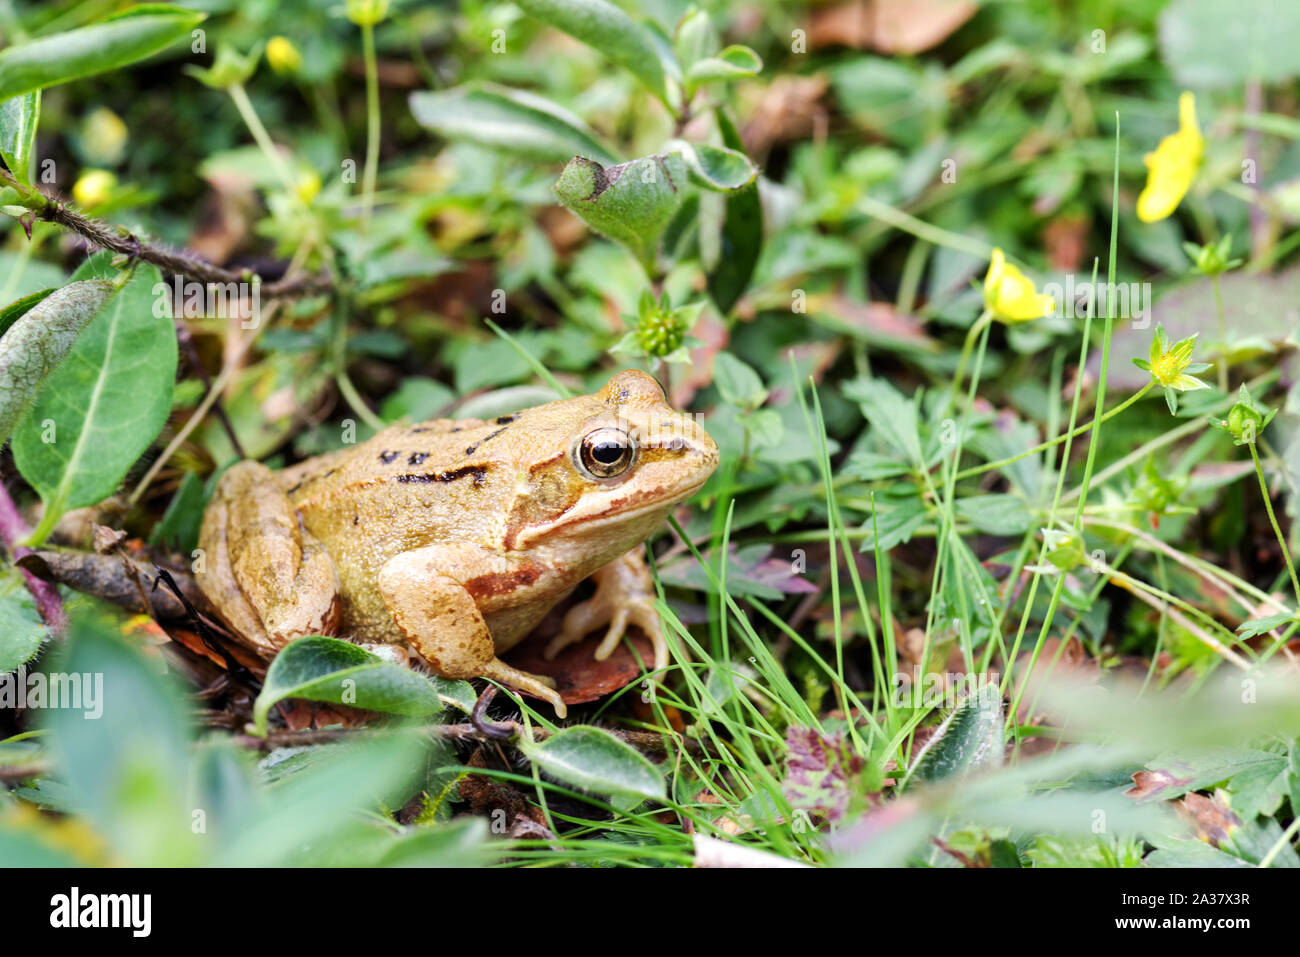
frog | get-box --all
[195,369,718,718]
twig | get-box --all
[1,168,330,299]
[0,483,66,635]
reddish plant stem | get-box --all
[0,483,67,636]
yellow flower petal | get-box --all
[1137,92,1203,223]
[983,247,1054,323]
[266,36,302,75]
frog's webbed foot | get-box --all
[545,550,667,671]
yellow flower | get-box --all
[1137,92,1203,223]
[81,107,127,166]
[294,169,322,204]
[1133,324,1212,413]
[266,36,303,75]
[72,169,117,208]
[983,247,1055,323]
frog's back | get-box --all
[283,415,522,568]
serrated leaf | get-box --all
[1235,611,1296,639]
[409,84,617,164]
[0,5,206,100]
[520,725,665,802]
[859,492,928,552]
[954,494,1034,535]
[13,267,177,535]
[251,635,472,736]
[0,280,114,445]
[513,0,668,103]
[844,377,924,466]
[712,352,766,409]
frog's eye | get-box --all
[577,427,636,480]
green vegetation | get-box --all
[2,0,1300,869]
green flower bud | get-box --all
[346,0,390,26]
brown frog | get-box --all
[195,370,718,717]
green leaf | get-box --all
[712,352,767,410]
[906,684,1004,785]
[0,286,55,338]
[685,45,762,87]
[251,635,473,736]
[954,494,1034,535]
[0,280,114,445]
[13,267,177,537]
[1159,0,1300,88]
[0,5,207,100]
[1235,611,1296,639]
[380,376,455,423]
[42,616,199,865]
[148,470,207,553]
[670,140,758,192]
[520,725,665,803]
[213,730,430,867]
[859,491,927,552]
[844,377,924,466]
[0,569,47,671]
[553,154,686,273]
[706,108,762,314]
[513,0,669,103]
[0,91,39,184]
[673,7,718,75]
[409,84,617,165]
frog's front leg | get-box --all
[377,544,569,718]
[544,550,668,671]
[196,461,341,654]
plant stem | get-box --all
[1211,272,1228,393]
[947,308,992,416]
[0,168,328,298]
[228,82,297,197]
[0,484,66,634]
[360,20,381,231]
[1249,441,1300,607]
[955,381,1152,482]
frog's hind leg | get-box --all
[378,544,568,719]
[196,461,341,653]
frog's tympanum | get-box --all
[196,370,718,717]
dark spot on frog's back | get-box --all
[464,426,508,457]
[379,450,400,464]
[408,452,428,465]
[495,414,516,425]
[395,465,488,486]
[466,564,541,599]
